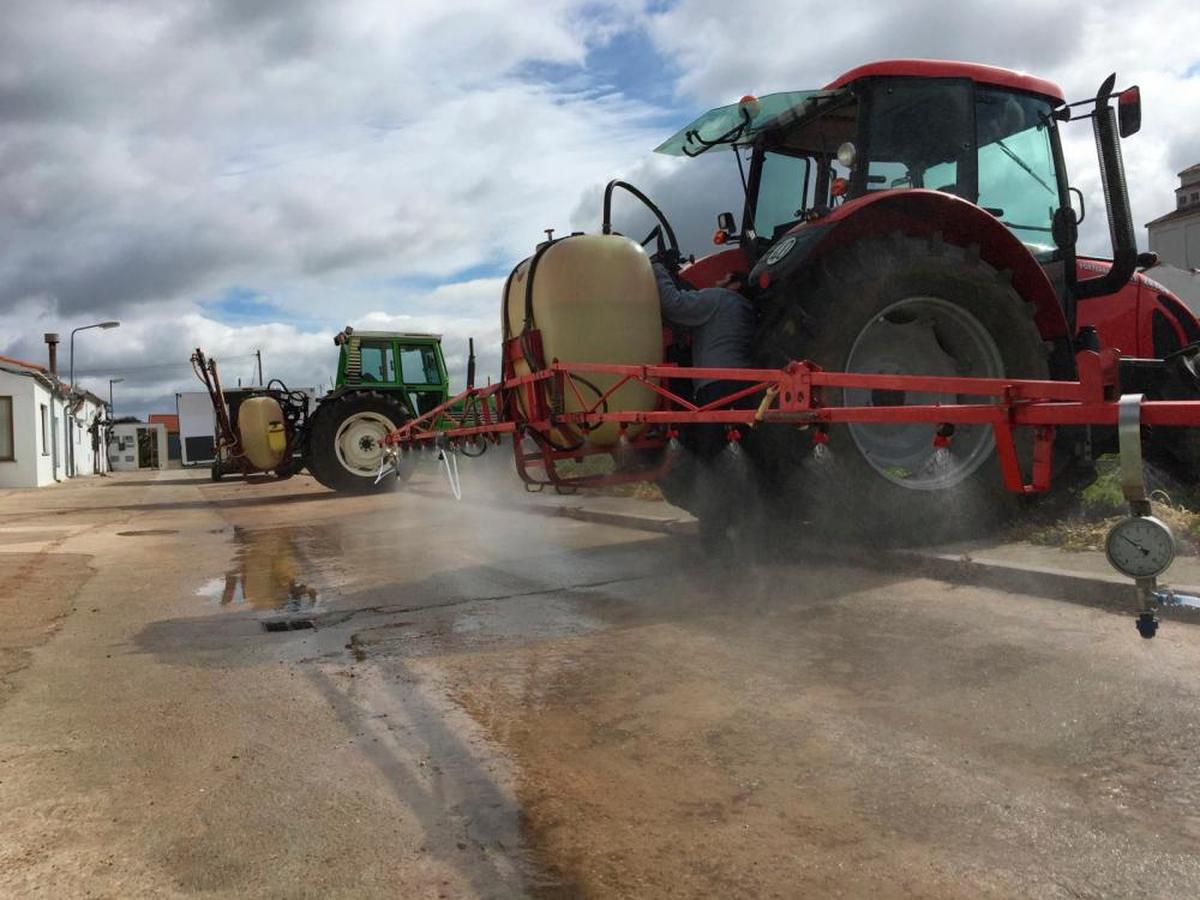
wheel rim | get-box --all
[844,296,1005,491]
[334,411,395,476]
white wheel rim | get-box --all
[844,295,1005,491]
[334,411,395,476]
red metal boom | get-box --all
[383,347,1200,494]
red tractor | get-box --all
[637,60,1199,536]
[384,61,1200,549]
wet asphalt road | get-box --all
[3,467,1200,897]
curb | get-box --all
[554,505,698,536]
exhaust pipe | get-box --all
[1074,73,1140,301]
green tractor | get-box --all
[304,327,450,492]
[195,328,451,492]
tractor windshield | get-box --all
[654,89,848,157]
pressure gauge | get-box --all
[1104,515,1176,579]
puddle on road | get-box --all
[196,526,321,612]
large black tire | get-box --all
[306,391,410,493]
[755,233,1050,543]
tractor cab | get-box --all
[332,328,450,416]
[655,60,1143,324]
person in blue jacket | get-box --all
[653,262,758,551]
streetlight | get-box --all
[108,377,124,417]
[67,320,120,476]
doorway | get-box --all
[137,427,160,469]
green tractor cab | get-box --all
[305,327,451,492]
[332,328,450,415]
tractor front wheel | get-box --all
[306,392,410,493]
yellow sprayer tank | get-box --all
[503,234,662,446]
[237,396,289,470]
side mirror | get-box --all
[1118,85,1141,137]
[713,211,738,246]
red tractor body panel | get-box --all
[678,246,751,288]
[682,190,1070,340]
[825,59,1064,103]
[807,192,1067,339]
[1075,258,1200,358]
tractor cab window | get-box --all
[753,151,814,237]
[399,347,441,385]
[359,343,392,384]
[860,78,973,199]
[975,89,1059,252]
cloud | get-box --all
[0,0,666,323]
[0,276,508,421]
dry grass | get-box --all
[1005,455,1200,554]
[551,451,667,502]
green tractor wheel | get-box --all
[306,391,411,493]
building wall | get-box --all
[1149,215,1200,269]
[107,423,168,472]
[67,397,107,477]
[0,370,60,488]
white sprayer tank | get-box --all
[503,234,662,447]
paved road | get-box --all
[2,467,1200,897]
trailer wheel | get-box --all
[307,392,410,493]
[758,233,1050,541]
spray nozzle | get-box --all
[726,427,742,444]
[933,423,955,449]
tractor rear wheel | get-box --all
[306,391,410,493]
[757,233,1050,542]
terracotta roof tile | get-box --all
[0,353,47,372]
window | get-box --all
[975,89,1059,250]
[0,396,12,461]
[753,151,813,237]
[399,347,442,385]
[862,79,972,200]
[1192,191,1199,202]
[40,404,49,455]
[358,343,393,384]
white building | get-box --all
[67,390,109,477]
[1147,163,1200,270]
[0,356,64,487]
[0,355,108,488]
[107,422,168,472]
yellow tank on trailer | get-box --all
[503,234,662,446]
[237,395,289,471]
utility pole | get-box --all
[109,377,124,417]
[255,349,263,386]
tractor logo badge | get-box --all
[764,236,797,266]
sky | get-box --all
[2,0,1199,419]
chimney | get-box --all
[44,333,59,374]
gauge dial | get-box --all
[1105,515,1176,579]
